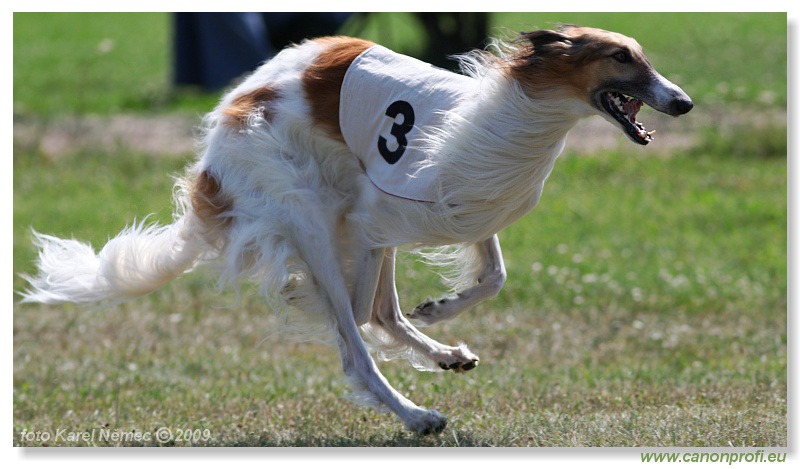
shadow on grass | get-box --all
[197,430,492,448]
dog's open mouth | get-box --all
[601,91,655,145]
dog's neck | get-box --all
[428,71,583,241]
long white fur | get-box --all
[21,30,690,434]
[21,199,211,305]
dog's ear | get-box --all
[519,29,573,55]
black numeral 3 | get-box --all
[377,100,415,164]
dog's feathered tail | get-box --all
[20,217,207,304]
[20,184,215,305]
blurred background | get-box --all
[13,13,787,447]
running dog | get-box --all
[22,25,693,434]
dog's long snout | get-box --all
[670,95,693,116]
[649,73,694,116]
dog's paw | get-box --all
[435,344,479,373]
[406,409,448,435]
[406,296,451,326]
[438,358,478,373]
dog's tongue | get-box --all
[623,98,643,124]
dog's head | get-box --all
[508,25,693,145]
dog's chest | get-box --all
[339,45,477,202]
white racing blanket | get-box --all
[340,45,477,202]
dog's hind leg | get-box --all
[365,248,479,372]
[290,206,447,435]
[406,235,506,326]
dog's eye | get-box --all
[612,51,631,63]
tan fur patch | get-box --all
[190,170,232,229]
[222,85,280,129]
[302,37,374,141]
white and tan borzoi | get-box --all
[22,25,693,434]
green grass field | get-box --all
[12,12,787,447]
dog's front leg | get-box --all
[370,248,479,372]
[350,247,384,327]
[407,234,507,326]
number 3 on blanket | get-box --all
[377,100,415,164]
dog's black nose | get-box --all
[672,97,693,115]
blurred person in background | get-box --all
[173,12,489,90]
[173,12,351,90]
